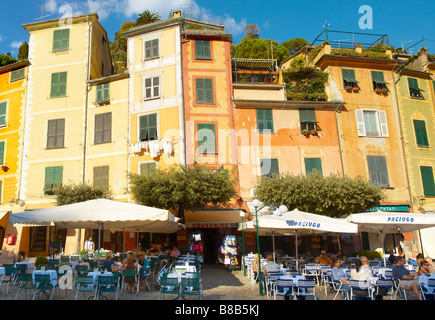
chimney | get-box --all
[173,11,181,18]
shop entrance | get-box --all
[202,228,220,264]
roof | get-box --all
[233,99,345,110]
[232,58,278,71]
[23,13,99,31]
[88,72,129,85]
[0,60,29,75]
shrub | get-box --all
[35,256,48,269]
[351,250,382,260]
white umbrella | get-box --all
[346,210,435,266]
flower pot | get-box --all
[311,130,318,136]
[375,88,382,94]
[1,165,9,172]
[345,86,352,92]
[352,86,359,93]
[302,130,310,136]
[381,88,389,95]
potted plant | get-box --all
[375,88,382,94]
[352,86,359,93]
[1,165,9,172]
[345,86,352,92]
[35,256,48,269]
[381,88,389,95]
[311,130,318,136]
[302,129,310,136]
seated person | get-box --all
[263,255,279,274]
[331,257,350,293]
[15,251,26,263]
[425,257,435,273]
[359,256,373,275]
[315,250,332,266]
[103,252,122,272]
[388,250,396,265]
[392,256,421,300]
[137,251,150,290]
[169,244,180,259]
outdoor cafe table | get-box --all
[418,273,435,294]
[32,269,58,286]
[174,265,197,273]
[88,270,113,285]
[71,262,90,270]
[166,272,196,299]
[278,274,306,286]
[0,267,4,277]
[14,261,35,270]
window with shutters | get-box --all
[260,158,279,178]
[94,112,112,144]
[256,109,274,133]
[305,158,323,176]
[195,78,214,104]
[44,166,63,195]
[0,141,5,164]
[46,119,65,149]
[197,123,216,155]
[299,109,317,132]
[52,29,70,52]
[413,120,429,147]
[10,67,25,82]
[371,71,387,90]
[144,39,159,60]
[50,72,67,98]
[433,81,435,100]
[96,83,110,103]
[408,77,423,99]
[367,155,389,187]
[342,68,359,88]
[139,113,158,141]
[355,109,389,137]
[93,166,109,190]
[144,76,160,100]
[420,166,435,197]
[0,101,7,127]
[140,162,157,175]
[195,40,211,60]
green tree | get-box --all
[0,52,17,67]
[54,183,112,206]
[18,42,29,61]
[110,21,135,74]
[254,172,384,218]
[130,164,237,221]
[234,38,289,65]
[135,9,161,27]
[281,38,310,55]
[242,24,260,40]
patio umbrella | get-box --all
[346,210,435,266]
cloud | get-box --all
[222,14,246,35]
[10,41,23,49]
[44,0,58,14]
[0,35,5,42]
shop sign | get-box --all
[367,205,409,212]
[287,220,320,228]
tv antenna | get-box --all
[35,4,53,21]
[401,40,413,52]
[323,20,330,29]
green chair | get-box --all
[47,259,59,269]
[181,277,202,300]
[75,265,89,276]
[70,255,80,263]
[121,269,139,294]
[60,256,70,265]
[159,274,180,300]
[88,261,98,269]
[95,275,118,300]
[1,266,16,295]
[15,273,36,300]
[32,274,55,300]
[75,275,96,300]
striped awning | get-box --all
[232,58,277,71]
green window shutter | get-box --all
[256,109,274,133]
[367,155,389,187]
[260,158,279,178]
[50,72,67,98]
[44,166,63,195]
[0,141,4,164]
[53,29,69,52]
[94,112,112,144]
[93,166,109,190]
[413,120,429,147]
[10,68,25,82]
[47,119,65,149]
[197,123,216,154]
[342,68,358,86]
[0,101,7,126]
[196,79,214,103]
[139,114,158,141]
[408,77,423,98]
[145,39,159,59]
[140,162,157,175]
[305,158,323,176]
[96,83,110,102]
[421,166,435,196]
[432,80,435,93]
[195,40,211,59]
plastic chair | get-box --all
[393,279,407,300]
[374,279,394,300]
[95,275,118,300]
[302,264,319,283]
[332,280,350,300]
[47,259,59,269]
[159,275,180,300]
[75,275,96,300]
[15,273,35,300]
[32,274,55,300]
[295,279,316,300]
[420,278,435,300]
[180,277,202,300]
[273,278,294,300]
[121,269,139,294]
[1,266,17,295]
[60,256,70,265]
[349,280,373,300]
[75,265,89,276]
[265,273,281,299]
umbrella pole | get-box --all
[98,223,102,269]
[123,228,125,253]
[295,231,299,271]
[272,232,275,262]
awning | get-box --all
[185,208,243,228]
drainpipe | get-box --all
[83,16,92,184]
[335,105,345,177]
[179,23,187,166]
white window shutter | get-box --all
[355,109,366,137]
[378,110,389,137]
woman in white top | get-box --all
[350,259,371,281]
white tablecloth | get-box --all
[377,268,392,278]
[279,275,306,286]
[32,270,58,286]
[87,271,113,285]
[419,275,435,294]
[174,265,197,273]
[72,262,90,270]
[0,267,4,276]
[14,262,35,270]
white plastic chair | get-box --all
[295,279,316,300]
[349,280,373,300]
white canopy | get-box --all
[9,198,180,232]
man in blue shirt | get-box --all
[392,256,421,300]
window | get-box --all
[355,109,389,137]
[139,113,157,141]
[408,77,423,98]
[140,162,157,175]
[342,69,359,88]
[367,155,389,187]
[44,166,63,195]
[195,40,211,59]
[52,29,70,52]
[305,158,323,175]
[197,123,216,155]
[96,83,110,103]
[0,141,4,164]
[93,166,109,190]
[299,109,317,132]
[47,119,65,149]
[195,78,214,104]
[50,72,67,98]
[10,68,25,82]
[421,166,435,196]
[0,101,7,127]
[371,71,387,90]
[94,112,112,144]
[256,109,274,133]
[413,120,429,147]
[260,158,279,178]
[144,76,160,100]
[144,39,159,60]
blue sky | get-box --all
[1,0,434,58]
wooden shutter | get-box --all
[53,30,61,51]
[53,29,69,51]
[0,101,7,126]
[377,156,389,187]
[139,114,157,141]
[421,166,435,196]
[257,109,273,133]
[94,166,109,190]
[94,113,111,144]
[305,158,323,176]
[367,156,389,187]
[378,111,389,137]
[196,79,213,103]
[10,68,25,82]
[0,141,4,164]
[51,72,67,97]
[140,162,157,175]
[44,167,62,194]
[47,119,65,148]
[61,29,69,51]
[96,83,110,102]
[260,158,279,178]
[197,123,216,154]
[414,120,429,147]
[195,40,211,59]
[355,109,366,136]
